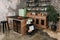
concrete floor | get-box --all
[0,29,58,40]
[43,29,60,40]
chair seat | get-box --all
[1,21,8,23]
[1,21,9,33]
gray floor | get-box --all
[1,29,57,40]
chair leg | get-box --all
[6,22,9,32]
[3,23,5,33]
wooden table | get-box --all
[7,16,28,35]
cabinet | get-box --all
[13,19,26,35]
[7,16,27,35]
[26,13,47,28]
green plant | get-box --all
[47,5,59,23]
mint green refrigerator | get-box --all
[19,8,26,17]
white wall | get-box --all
[0,0,20,21]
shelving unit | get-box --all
[26,0,51,13]
[26,0,51,28]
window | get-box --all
[41,20,44,25]
[36,19,39,24]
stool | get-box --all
[1,21,9,33]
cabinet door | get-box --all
[13,20,17,32]
[41,20,44,25]
[13,20,21,33]
[17,21,21,33]
[36,19,39,24]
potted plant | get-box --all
[47,5,59,31]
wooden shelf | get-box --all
[26,4,49,7]
[27,10,47,12]
[26,0,50,3]
[39,1,50,2]
[26,1,34,3]
[26,0,50,12]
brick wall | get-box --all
[51,0,60,15]
[20,0,26,8]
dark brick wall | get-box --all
[20,0,26,8]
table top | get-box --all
[7,16,30,20]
